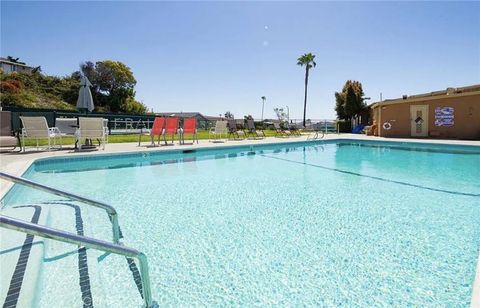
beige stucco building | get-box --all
[0,57,33,73]
[371,85,480,140]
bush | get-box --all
[337,120,352,133]
[120,97,148,114]
[0,64,145,113]
[1,79,24,93]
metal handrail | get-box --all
[0,215,156,307]
[0,172,121,243]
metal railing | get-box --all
[287,119,338,132]
[0,172,121,243]
[0,215,156,307]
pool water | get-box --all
[2,140,480,306]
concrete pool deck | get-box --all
[1,133,479,306]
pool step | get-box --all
[0,204,50,307]
[1,201,145,307]
[36,201,143,306]
[36,201,98,307]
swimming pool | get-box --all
[1,140,480,306]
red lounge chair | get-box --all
[163,117,179,145]
[180,117,198,145]
[150,117,166,146]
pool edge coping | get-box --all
[3,136,480,179]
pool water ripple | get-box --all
[2,141,479,306]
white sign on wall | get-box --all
[435,107,454,127]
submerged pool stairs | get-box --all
[0,172,156,307]
[0,202,146,307]
[1,205,48,307]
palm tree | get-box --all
[261,96,266,121]
[297,53,316,127]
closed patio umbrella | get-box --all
[76,75,95,149]
[77,75,94,113]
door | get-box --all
[410,105,429,137]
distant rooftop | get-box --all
[372,84,480,107]
[0,57,33,68]
[154,112,209,121]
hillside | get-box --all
[0,60,148,114]
[0,70,79,110]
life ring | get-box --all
[382,122,392,130]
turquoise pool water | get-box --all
[2,140,480,306]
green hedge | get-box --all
[337,120,352,133]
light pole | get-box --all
[261,96,266,121]
[286,105,290,123]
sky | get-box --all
[1,1,479,120]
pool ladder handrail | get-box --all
[0,215,157,308]
[0,171,121,243]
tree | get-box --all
[334,80,367,121]
[224,111,234,119]
[121,96,148,114]
[334,92,347,120]
[94,60,136,95]
[78,60,145,113]
[297,53,316,127]
[261,96,266,121]
[273,107,288,122]
[79,61,96,86]
[0,60,147,113]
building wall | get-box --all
[0,62,32,73]
[373,93,480,140]
[0,63,15,72]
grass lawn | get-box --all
[20,129,293,146]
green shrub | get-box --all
[337,120,352,133]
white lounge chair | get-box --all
[209,120,228,142]
[20,116,62,152]
[55,118,77,136]
[77,117,106,150]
